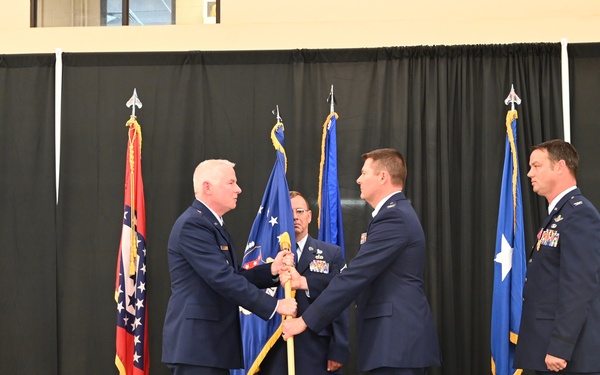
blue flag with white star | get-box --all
[318,113,345,259]
[491,109,526,375]
[232,121,295,375]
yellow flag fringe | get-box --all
[317,112,338,230]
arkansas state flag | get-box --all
[115,115,149,375]
[231,120,295,375]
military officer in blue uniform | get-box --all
[162,159,297,375]
[515,140,600,375]
[282,149,441,375]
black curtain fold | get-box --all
[569,43,600,208]
[0,54,57,373]
[5,43,599,375]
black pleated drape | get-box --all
[5,43,591,375]
[0,54,57,372]
[569,43,600,208]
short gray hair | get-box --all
[193,159,235,194]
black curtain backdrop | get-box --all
[0,54,57,373]
[7,42,600,375]
[569,43,600,208]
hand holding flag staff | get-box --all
[115,89,149,375]
[491,85,526,375]
[233,106,296,375]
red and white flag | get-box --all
[115,115,149,375]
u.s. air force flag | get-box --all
[491,109,526,375]
[318,112,345,259]
[232,120,295,375]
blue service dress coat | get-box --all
[300,192,441,372]
[162,200,279,369]
[259,236,350,375]
[514,188,600,372]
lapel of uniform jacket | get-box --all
[540,188,580,230]
[368,191,405,229]
[296,235,315,274]
[193,199,237,268]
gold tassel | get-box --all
[126,115,142,276]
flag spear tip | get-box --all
[126,88,143,116]
[272,105,282,123]
[327,85,336,114]
[504,85,521,110]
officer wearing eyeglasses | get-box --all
[258,191,349,375]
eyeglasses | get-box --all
[293,208,309,215]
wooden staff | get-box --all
[279,232,295,375]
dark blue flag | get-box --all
[232,121,295,375]
[491,109,526,375]
[318,113,345,258]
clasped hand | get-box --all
[276,251,308,291]
[272,251,298,317]
[270,250,295,276]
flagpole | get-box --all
[279,232,295,375]
[272,106,295,375]
[328,85,335,114]
[560,37,571,142]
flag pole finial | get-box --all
[272,105,282,123]
[504,84,521,111]
[327,85,336,114]
[126,88,143,116]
